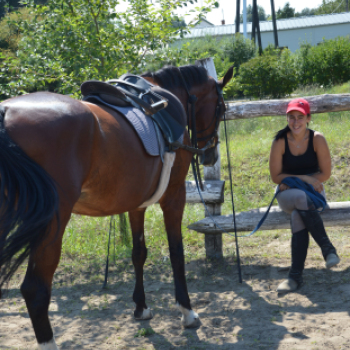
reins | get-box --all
[170,135,216,155]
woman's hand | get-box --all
[310,179,324,193]
[279,183,290,191]
[302,176,324,193]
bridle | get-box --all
[171,69,225,158]
[169,67,224,191]
[195,83,224,144]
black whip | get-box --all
[102,215,116,290]
[223,112,242,283]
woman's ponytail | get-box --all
[274,125,290,141]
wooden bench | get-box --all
[188,201,350,234]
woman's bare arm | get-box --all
[312,132,332,183]
[269,138,286,185]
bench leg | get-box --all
[204,203,223,259]
[205,233,223,259]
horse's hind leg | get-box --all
[129,209,153,320]
[21,211,71,350]
[159,183,200,328]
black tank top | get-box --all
[282,129,319,175]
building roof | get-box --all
[184,12,350,38]
[193,18,215,28]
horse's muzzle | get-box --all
[199,145,218,167]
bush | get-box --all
[237,48,299,98]
[296,37,350,87]
[221,34,257,71]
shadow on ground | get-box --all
[2,256,350,349]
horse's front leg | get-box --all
[159,183,200,328]
[129,209,153,320]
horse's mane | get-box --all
[142,65,209,91]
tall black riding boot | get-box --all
[298,210,337,261]
[277,228,309,293]
[288,228,309,285]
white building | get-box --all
[182,12,350,52]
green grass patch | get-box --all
[134,327,156,338]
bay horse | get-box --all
[0,64,233,350]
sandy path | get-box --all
[1,255,350,350]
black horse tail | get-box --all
[0,105,60,290]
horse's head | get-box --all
[142,65,233,166]
[189,66,233,166]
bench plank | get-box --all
[185,180,225,204]
[188,201,350,234]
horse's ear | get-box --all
[217,66,234,89]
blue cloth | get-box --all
[281,177,327,211]
[243,176,327,237]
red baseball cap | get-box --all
[286,98,310,115]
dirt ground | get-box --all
[2,237,350,350]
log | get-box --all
[225,94,350,120]
[185,180,225,204]
[188,201,350,234]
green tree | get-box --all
[0,0,26,19]
[240,4,267,23]
[0,0,217,98]
[295,7,317,17]
[0,1,6,18]
[315,0,348,14]
[171,15,186,28]
[276,2,295,19]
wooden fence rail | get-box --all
[225,94,350,120]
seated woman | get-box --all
[269,98,340,293]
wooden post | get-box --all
[235,0,241,34]
[270,0,279,48]
[253,0,263,55]
[196,58,223,259]
[251,0,256,43]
